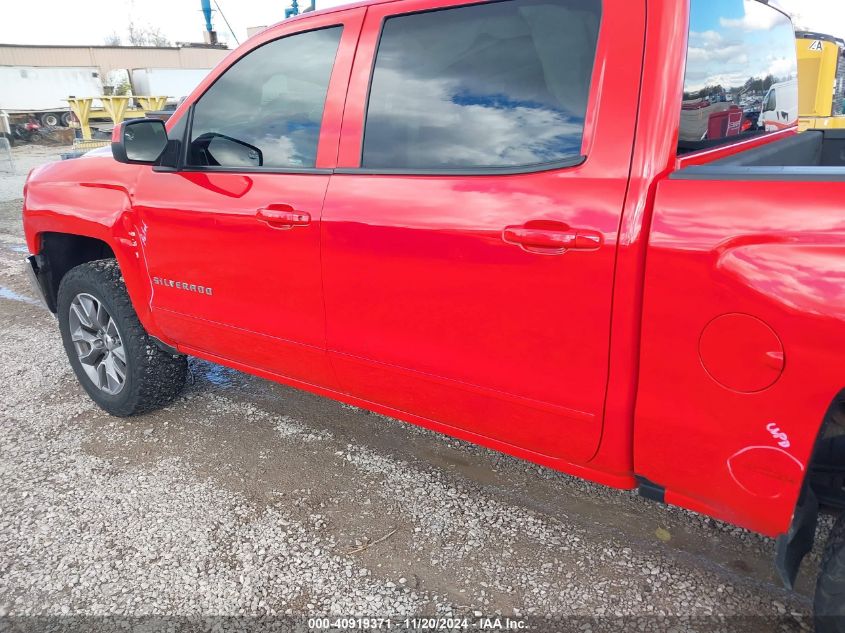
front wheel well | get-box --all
[35,232,115,313]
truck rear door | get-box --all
[320,0,644,464]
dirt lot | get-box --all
[0,144,831,631]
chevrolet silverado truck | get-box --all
[20,0,845,625]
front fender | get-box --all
[22,157,167,342]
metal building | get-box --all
[0,44,229,81]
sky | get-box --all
[683,0,798,94]
[0,0,842,49]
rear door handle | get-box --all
[503,223,602,254]
[256,205,311,229]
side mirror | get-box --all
[111,119,168,165]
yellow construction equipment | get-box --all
[65,96,169,148]
[796,31,845,131]
[65,98,94,140]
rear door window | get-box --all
[361,0,601,170]
[679,0,797,153]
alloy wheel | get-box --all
[68,292,127,395]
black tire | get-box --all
[57,259,187,416]
[60,111,74,127]
[815,512,845,633]
[39,112,60,127]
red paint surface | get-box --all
[20,0,844,538]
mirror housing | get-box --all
[111,118,169,165]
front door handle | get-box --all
[256,205,311,230]
[503,222,602,254]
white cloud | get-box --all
[779,0,845,37]
[697,30,725,46]
[687,44,748,65]
[687,31,748,67]
[720,0,783,31]
[767,55,797,79]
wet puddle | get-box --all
[0,286,40,306]
[197,361,236,387]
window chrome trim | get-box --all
[334,155,587,176]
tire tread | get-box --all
[58,259,186,416]
[815,513,845,633]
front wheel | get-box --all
[57,259,187,416]
[815,512,845,633]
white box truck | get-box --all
[130,68,211,104]
[0,66,103,127]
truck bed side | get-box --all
[635,131,845,536]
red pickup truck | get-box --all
[20,0,845,624]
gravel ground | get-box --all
[0,144,833,632]
[0,144,62,201]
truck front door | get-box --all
[132,10,363,386]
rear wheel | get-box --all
[815,512,845,633]
[57,259,187,416]
[39,112,59,127]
